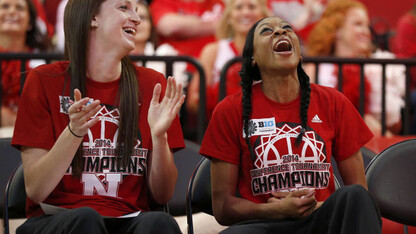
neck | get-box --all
[0,34,27,52]
[334,42,365,58]
[87,46,123,82]
[131,42,146,55]
[233,33,246,55]
[260,69,300,103]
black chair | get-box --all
[365,139,416,234]
[186,157,213,234]
[185,157,341,234]
[168,140,203,216]
[3,162,26,234]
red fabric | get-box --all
[31,0,54,37]
[200,83,373,203]
[0,47,30,113]
[206,62,242,121]
[12,61,184,218]
[149,0,223,57]
[333,64,371,114]
[393,13,416,89]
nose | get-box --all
[273,28,287,37]
[131,11,141,26]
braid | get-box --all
[240,20,262,158]
[296,62,311,146]
[241,72,254,157]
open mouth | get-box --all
[123,27,136,36]
[273,39,292,53]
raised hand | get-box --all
[67,89,101,137]
[148,76,186,138]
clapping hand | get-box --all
[67,89,101,137]
[148,76,185,137]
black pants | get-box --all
[16,207,181,234]
[221,185,382,234]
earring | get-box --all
[91,21,99,28]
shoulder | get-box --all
[134,65,166,87]
[310,83,346,102]
[31,61,69,74]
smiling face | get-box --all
[92,0,140,53]
[229,0,264,36]
[336,7,371,57]
[0,0,30,36]
[252,17,301,72]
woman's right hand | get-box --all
[267,189,318,219]
[68,89,101,137]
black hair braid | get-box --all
[295,62,311,146]
[241,71,254,157]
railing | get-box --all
[219,56,416,135]
[0,53,207,143]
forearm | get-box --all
[22,127,83,203]
[157,14,217,39]
[148,133,178,204]
[214,194,282,226]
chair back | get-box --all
[3,162,26,234]
[186,157,212,234]
[365,139,416,227]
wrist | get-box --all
[68,124,84,138]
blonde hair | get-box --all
[306,0,367,56]
[216,0,270,39]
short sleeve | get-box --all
[12,69,56,150]
[332,91,373,161]
[199,97,242,164]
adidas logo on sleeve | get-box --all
[311,115,322,123]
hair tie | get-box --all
[300,128,306,134]
[68,124,84,138]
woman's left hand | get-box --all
[148,76,185,137]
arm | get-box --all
[337,150,368,189]
[211,159,318,226]
[156,13,219,39]
[147,77,185,204]
[186,42,218,114]
[22,89,101,203]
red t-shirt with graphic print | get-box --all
[200,83,372,203]
[12,61,185,218]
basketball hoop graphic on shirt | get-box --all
[250,122,331,195]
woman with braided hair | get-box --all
[199,16,382,233]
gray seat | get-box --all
[365,139,416,233]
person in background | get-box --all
[199,16,381,234]
[130,0,188,90]
[12,0,185,233]
[186,0,270,120]
[267,0,331,48]
[0,0,51,127]
[394,4,416,134]
[149,0,224,58]
[306,0,405,137]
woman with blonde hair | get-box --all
[305,0,405,136]
[187,0,270,120]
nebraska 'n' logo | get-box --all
[82,173,122,197]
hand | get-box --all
[67,89,101,137]
[267,189,317,219]
[148,76,185,138]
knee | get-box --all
[67,207,105,233]
[337,184,375,205]
[142,211,178,226]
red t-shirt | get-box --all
[150,0,224,57]
[200,83,372,203]
[12,61,185,218]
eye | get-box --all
[283,25,293,31]
[260,27,273,35]
[119,4,128,10]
